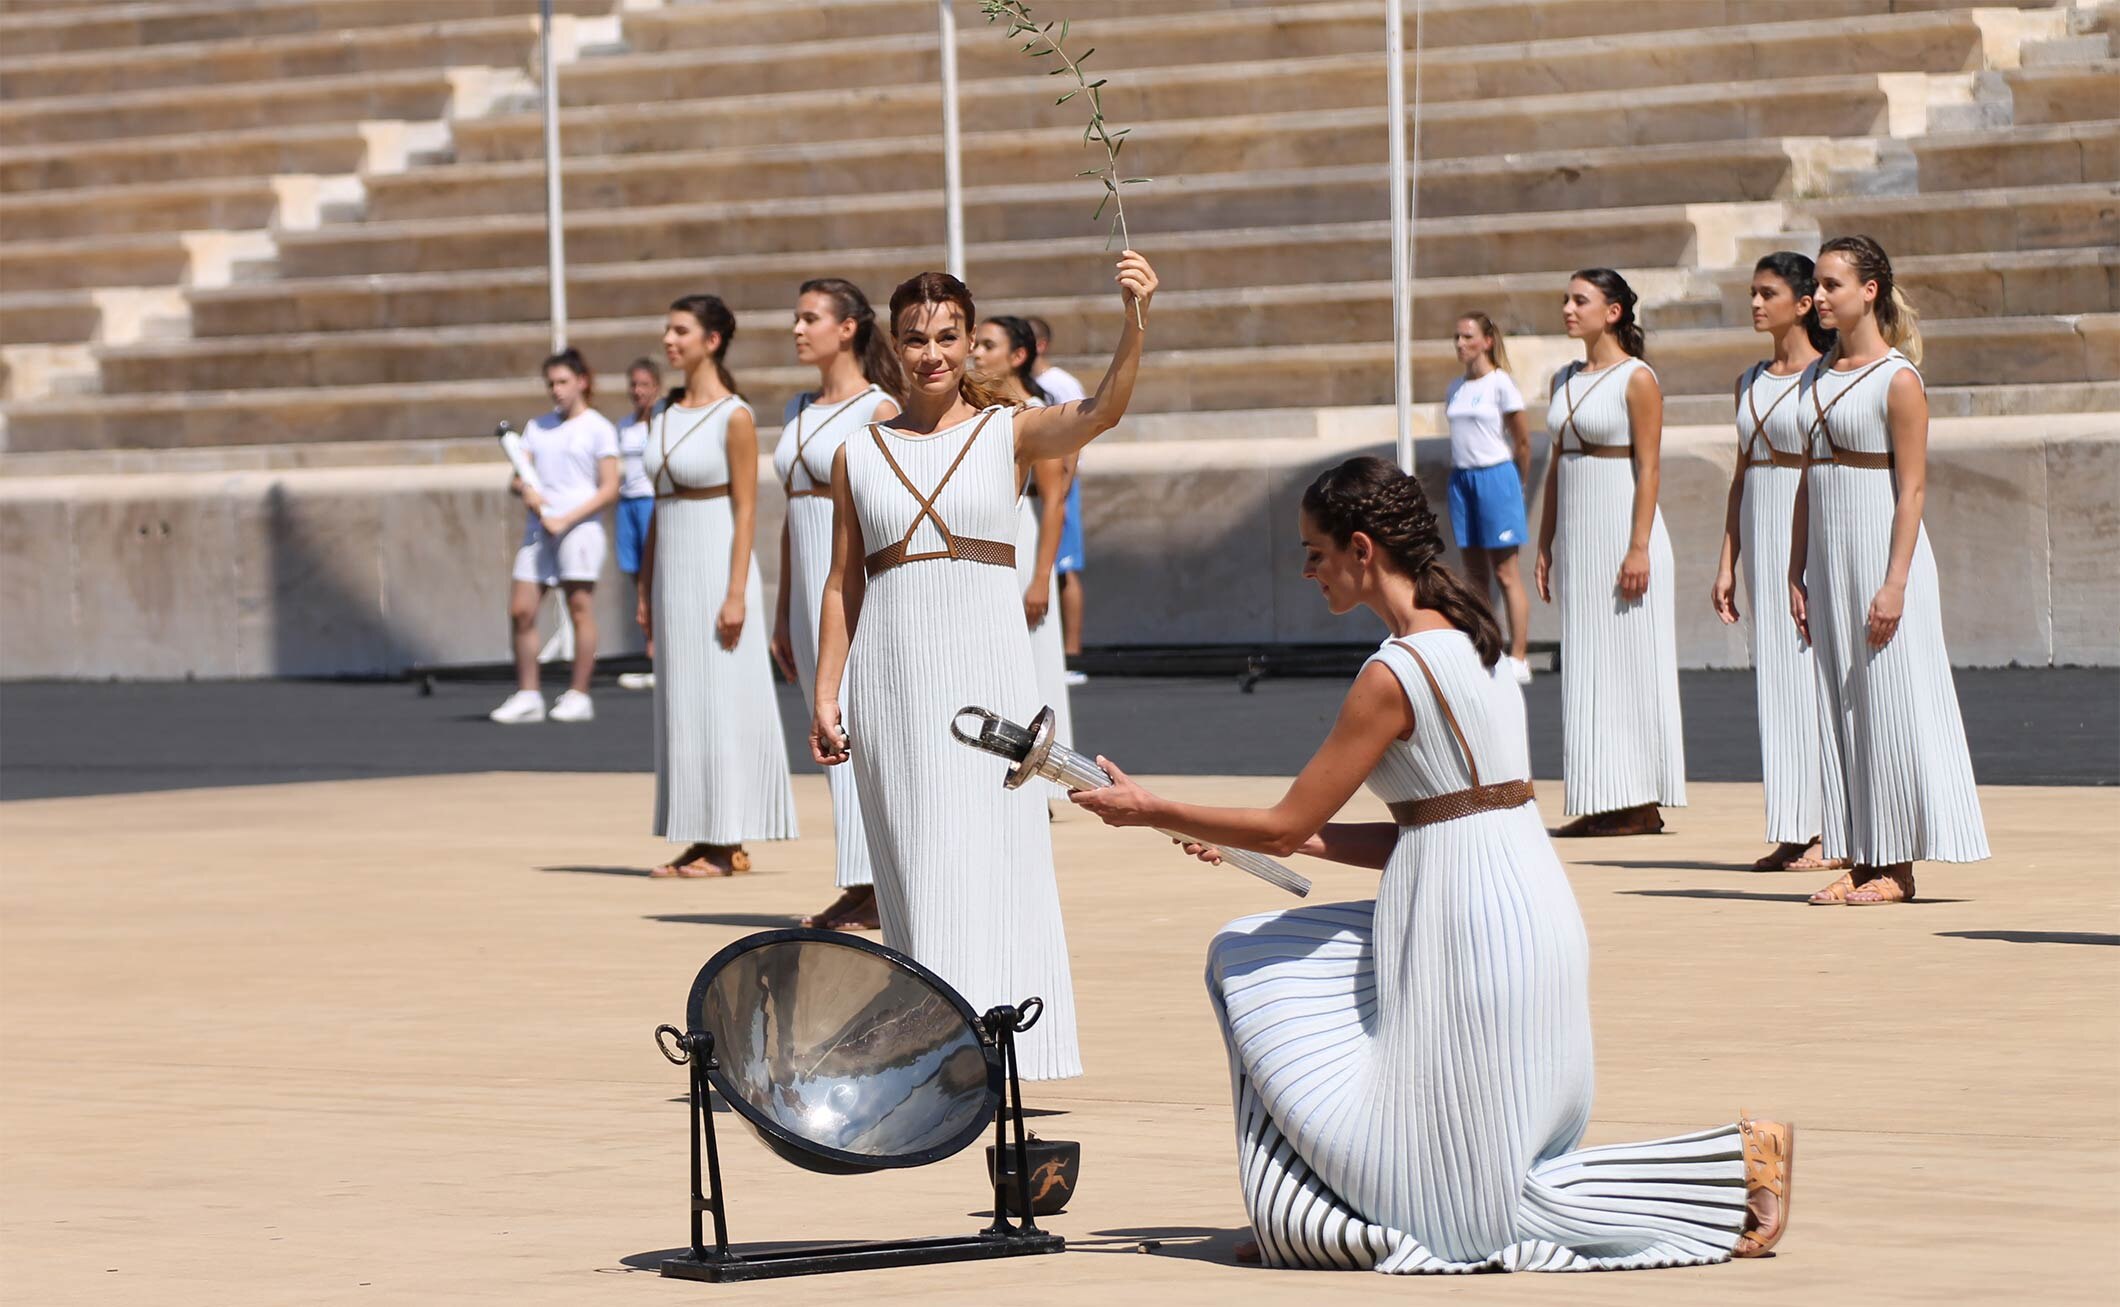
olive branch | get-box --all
[978,0,1150,325]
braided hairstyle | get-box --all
[798,276,905,403]
[1300,455,1505,668]
[1753,251,1835,354]
[1571,267,1646,359]
[981,314,1052,405]
[1818,234,1923,365]
[667,293,740,398]
[889,271,1003,410]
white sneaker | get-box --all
[1507,656,1533,686]
[489,690,546,724]
[1062,670,1088,687]
[617,671,655,691]
[549,689,595,723]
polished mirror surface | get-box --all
[689,931,999,1174]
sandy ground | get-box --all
[2,774,2115,1305]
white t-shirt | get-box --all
[615,413,654,500]
[1443,368,1527,470]
[522,408,619,521]
[1035,363,1087,406]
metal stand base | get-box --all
[660,1230,1065,1282]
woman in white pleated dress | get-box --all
[1791,235,1988,906]
[1534,268,1686,835]
[773,278,902,929]
[971,312,1075,750]
[1074,455,1793,1272]
[1711,252,1844,873]
[810,255,1159,1081]
[637,293,798,878]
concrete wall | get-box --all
[2,415,2114,679]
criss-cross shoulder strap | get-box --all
[1805,355,1896,464]
[653,394,736,495]
[1391,638,1479,787]
[1554,361,1628,455]
[784,387,874,495]
[862,409,1016,574]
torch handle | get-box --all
[1151,830,1313,898]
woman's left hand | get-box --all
[1023,578,1050,628]
[1116,250,1158,318]
[1866,581,1904,651]
[716,595,745,651]
[1616,545,1651,602]
[1069,755,1159,828]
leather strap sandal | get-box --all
[1733,1116,1795,1258]
[649,842,718,879]
[1807,870,1857,905]
[1845,866,1915,905]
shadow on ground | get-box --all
[1937,929,2118,946]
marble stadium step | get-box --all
[12,315,2109,454]
[0,286,188,348]
[276,149,1844,283]
[0,120,420,194]
[0,228,275,295]
[551,7,2048,115]
[1909,118,2120,190]
[0,11,559,101]
[0,0,614,58]
[2001,61,2120,124]
[0,173,363,243]
[189,214,1719,337]
[1707,247,2120,323]
[1790,181,2119,257]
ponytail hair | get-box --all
[667,293,741,397]
[541,347,594,399]
[1752,251,1835,355]
[981,315,1051,406]
[798,276,906,403]
[889,270,1003,410]
[1456,310,1511,372]
[1570,267,1645,358]
[1300,455,1505,668]
[1819,233,1922,365]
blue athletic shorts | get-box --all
[1447,462,1527,551]
[615,496,655,575]
[1055,479,1085,574]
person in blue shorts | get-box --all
[614,357,662,686]
[1443,313,1533,684]
[1031,316,1091,684]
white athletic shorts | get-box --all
[513,520,607,586]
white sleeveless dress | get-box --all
[643,396,798,847]
[1546,358,1686,815]
[842,405,1081,1080]
[1737,362,1824,843]
[1800,352,1988,865]
[1209,630,1746,1273]
[1016,480,1076,751]
[776,386,890,889]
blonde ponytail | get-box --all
[1883,284,1923,366]
[1819,234,1921,365]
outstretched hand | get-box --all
[1069,755,1160,828]
[1116,250,1158,319]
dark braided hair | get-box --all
[981,315,1051,406]
[798,276,905,403]
[1571,267,1645,359]
[1753,251,1835,354]
[1300,455,1505,668]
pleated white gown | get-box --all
[1801,352,1988,864]
[643,396,798,846]
[1015,491,1075,749]
[1547,359,1686,814]
[776,387,889,888]
[1737,363,1824,843]
[1209,631,1746,1273]
[842,405,1080,1080]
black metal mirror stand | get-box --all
[653,1002,1065,1283]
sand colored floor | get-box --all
[2,774,2115,1305]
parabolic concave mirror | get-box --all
[686,929,1002,1175]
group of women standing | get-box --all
[1437,238,1986,903]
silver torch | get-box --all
[950,706,1312,898]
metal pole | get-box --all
[1385,0,1412,472]
[541,0,569,349]
[938,0,967,278]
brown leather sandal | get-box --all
[1733,1117,1794,1258]
[1553,806,1665,838]
[649,842,717,879]
[1845,865,1915,905]
[1807,870,1857,905]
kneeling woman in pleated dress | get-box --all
[638,294,798,877]
[1790,235,1988,906]
[1073,455,1792,1271]
[808,254,1160,1081]
[1534,268,1686,836]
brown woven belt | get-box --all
[786,488,832,500]
[656,484,729,501]
[865,536,1015,577]
[1747,449,1808,469]
[1567,443,1632,459]
[1811,444,1893,470]
[1388,780,1537,828]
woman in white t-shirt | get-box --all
[613,358,662,688]
[1442,313,1533,683]
[491,349,620,725]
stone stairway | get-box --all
[0,0,2113,676]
